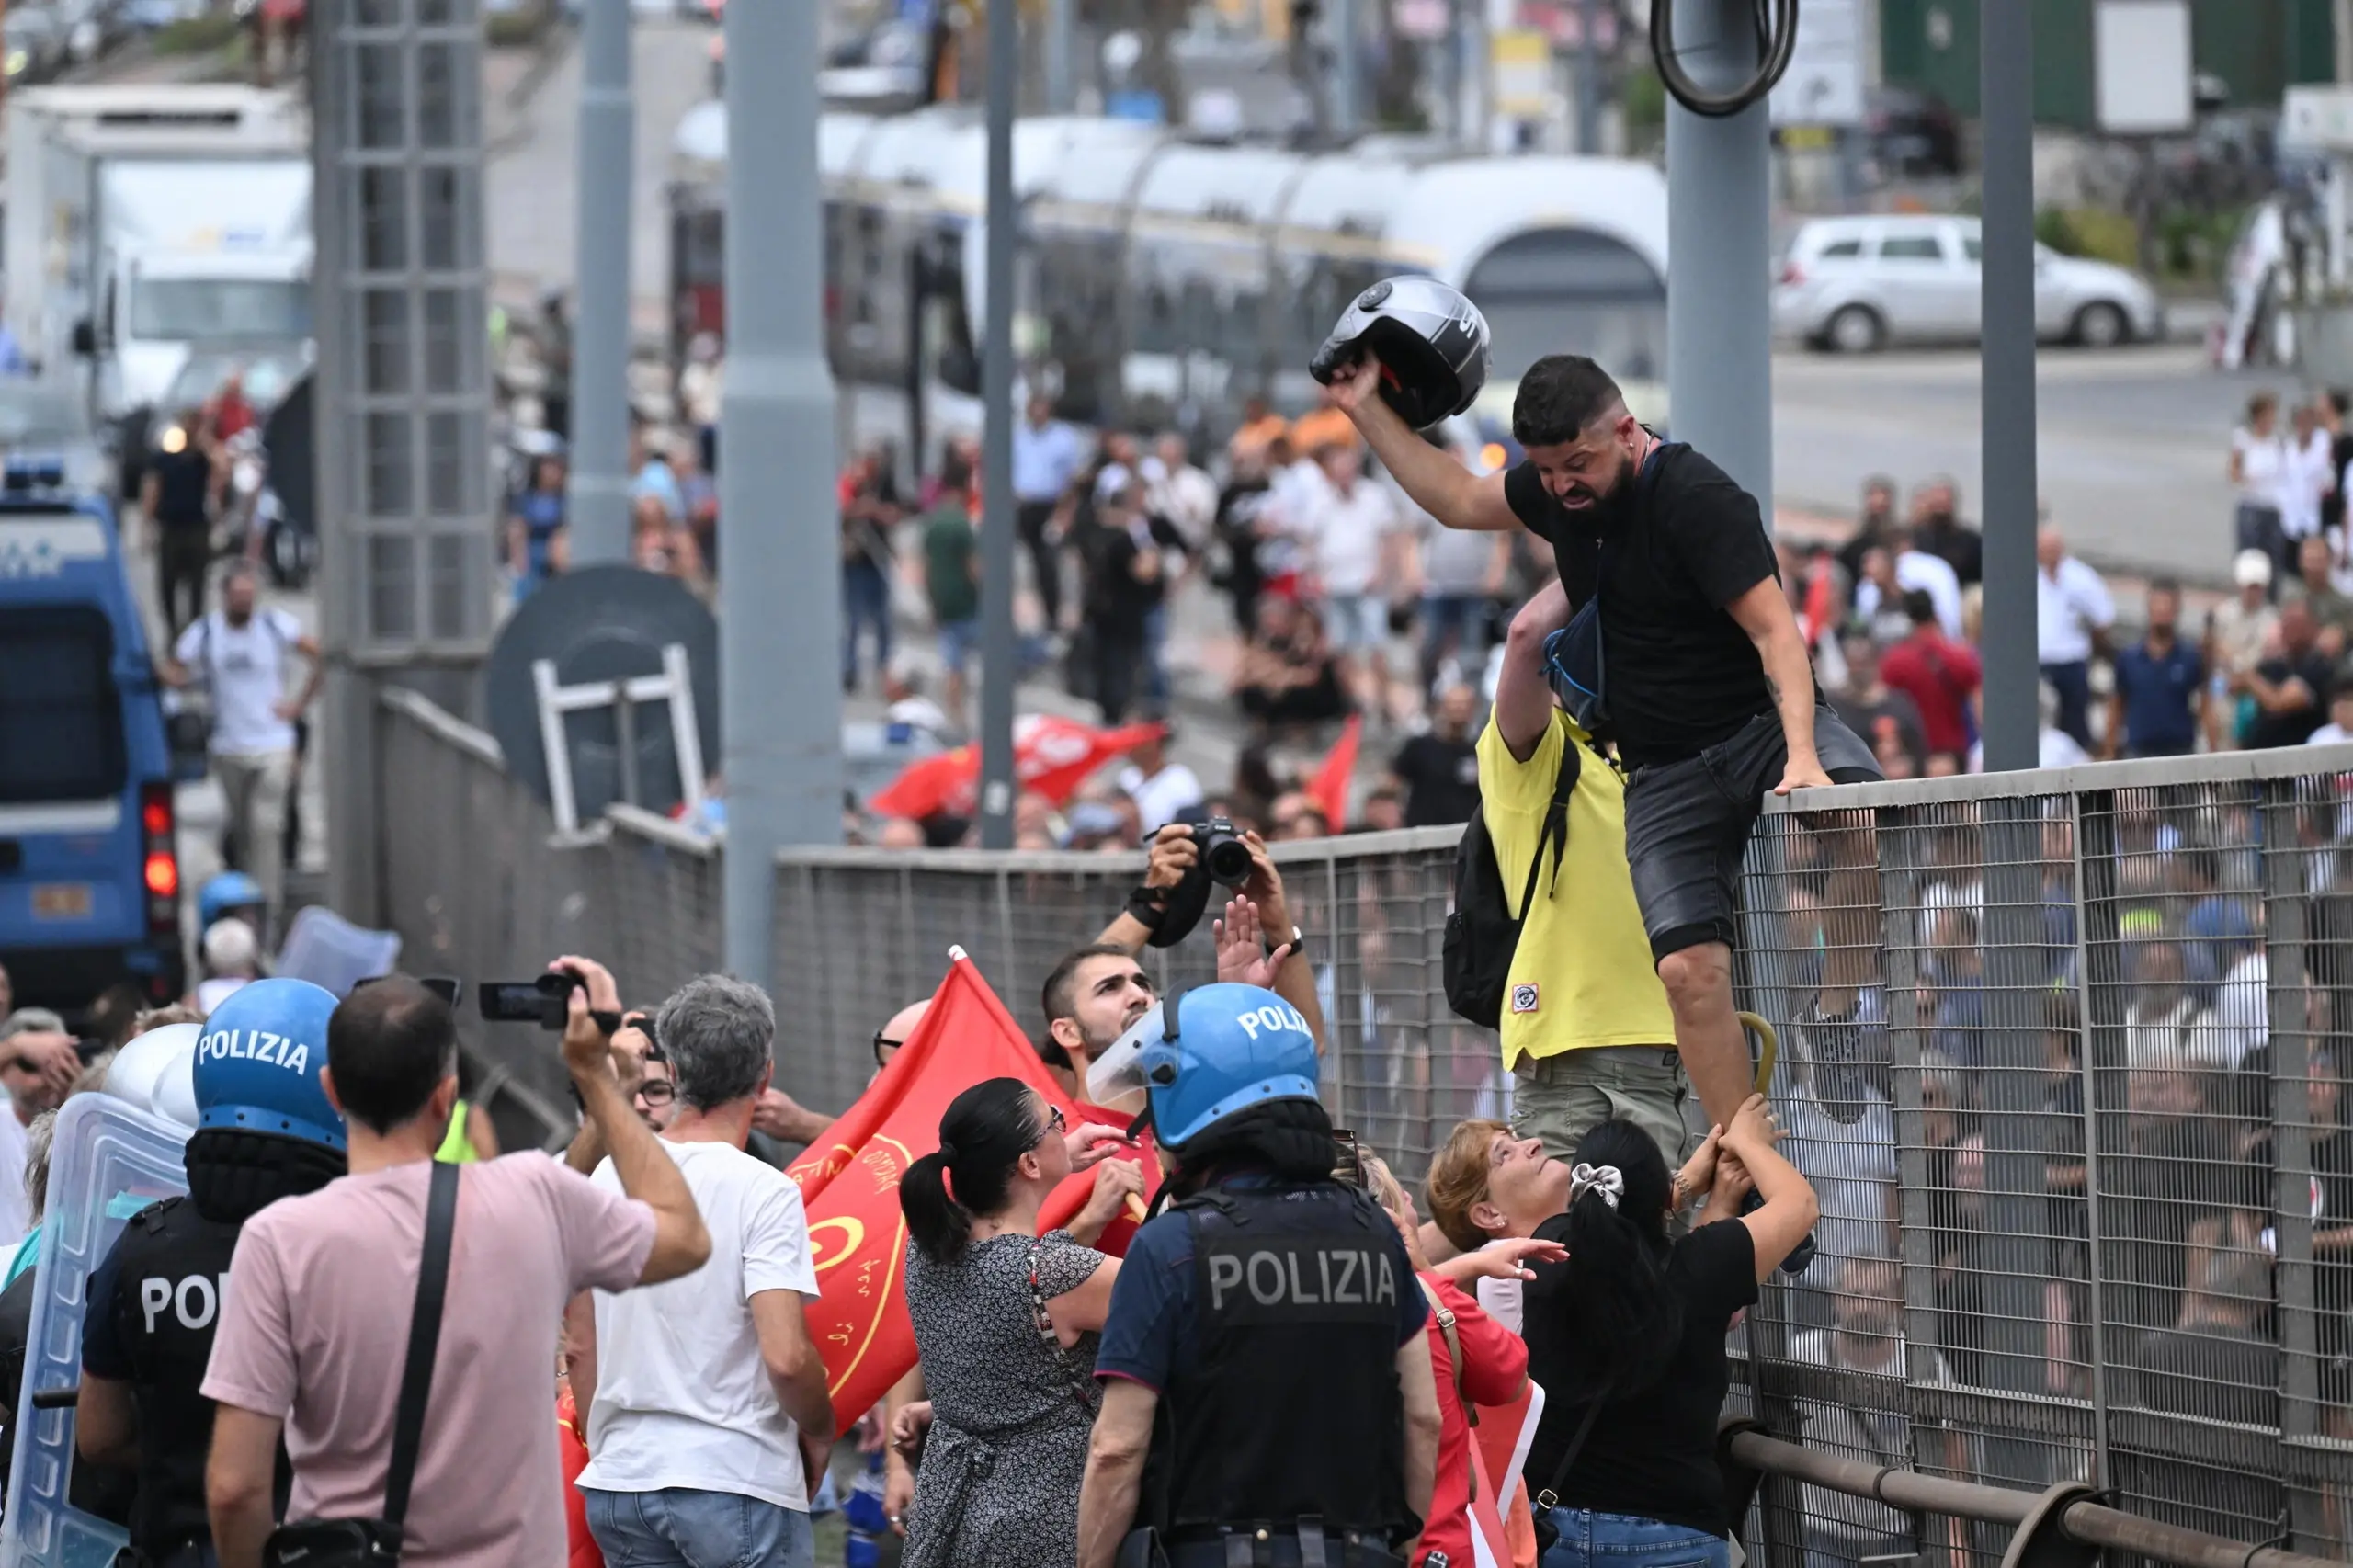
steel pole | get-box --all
[1977,2,2054,1495]
[564,0,633,565]
[1664,0,1772,509]
[313,0,376,925]
[1334,0,1361,136]
[721,0,843,989]
[1979,0,2038,771]
[978,0,1019,849]
[1574,0,1602,153]
[1046,0,1074,110]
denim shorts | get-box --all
[938,618,980,674]
[582,1486,814,1568]
[1323,592,1391,651]
[1622,706,1880,962]
[1539,1506,1732,1568]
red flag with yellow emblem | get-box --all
[787,950,1153,1425]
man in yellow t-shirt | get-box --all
[1475,576,1690,1168]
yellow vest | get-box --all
[434,1100,483,1164]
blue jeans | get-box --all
[843,561,892,686]
[2040,659,2092,750]
[1420,591,1492,681]
[582,1486,815,1568]
[1539,1506,1732,1568]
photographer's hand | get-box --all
[1238,831,1290,937]
[1094,824,1198,955]
[554,955,710,1284]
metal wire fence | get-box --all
[377,687,2353,1564]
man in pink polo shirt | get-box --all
[203,960,710,1567]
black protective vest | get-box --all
[98,1197,244,1556]
[1150,1181,1415,1540]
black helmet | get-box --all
[1308,276,1492,430]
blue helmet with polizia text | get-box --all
[1088,982,1319,1150]
[194,977,346,1153]
[198,870,266,932]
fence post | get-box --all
[1980,792,2063,1488]
[2069,786,2116,1492]
[2263,779,2321,1449]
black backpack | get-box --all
[1442,737,1579,1028]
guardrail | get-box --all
[1721,1421,2344,1568]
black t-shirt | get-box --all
[1916,517,1984,586]
[1391,733,1481,826]
[1521,1214,1758,1538]
[150,446,212,530]
[2250,649,2337,748]
[1504,445,1779,767]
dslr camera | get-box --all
[1188,816,1253,888]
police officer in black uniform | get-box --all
[1077,982,1441,1568]
[76,979,347,1568]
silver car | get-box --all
[1772,214,2165,353]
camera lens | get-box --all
[1203,833,1253,887]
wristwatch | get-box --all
[1267,925,1307,961]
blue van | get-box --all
[0,463,184,1015]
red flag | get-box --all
[1307,714,1362,830]
[866,717,1166,819]
[788,953,1157,1425]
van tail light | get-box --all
[1779,261,1807,287]
[140,782,179,935]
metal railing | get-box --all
[375,687,2353,1563]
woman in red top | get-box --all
[1367,1152,1561,1568]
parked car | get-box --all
[1773,214,2165,353]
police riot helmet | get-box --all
[193,977,346,1153]
[108,1021,201,1130]
[1090,983,1319,1150]
[1308,276,1492,431]
[198,870,267,932]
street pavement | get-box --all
[1773,336,2266,585]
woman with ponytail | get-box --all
[1519,1096,1817,1568]
[897,1077,1144,1568]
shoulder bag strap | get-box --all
[382,1160,460,1535]
[1532,1375,1615,1513]
[1523,731,1582,910]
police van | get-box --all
[0,457,184,1015]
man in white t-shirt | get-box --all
[164,562,321,925]
[568,974,834,1568]
[1116,727,1203,834]
[1299,445,1406,716]
[2033,526,2114,751]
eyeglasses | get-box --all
[636,1079,676,1106]
[1044,1105,1067,1135]
[872,1030,903,1069]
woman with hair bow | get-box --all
[1518,1096,1818,1568]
